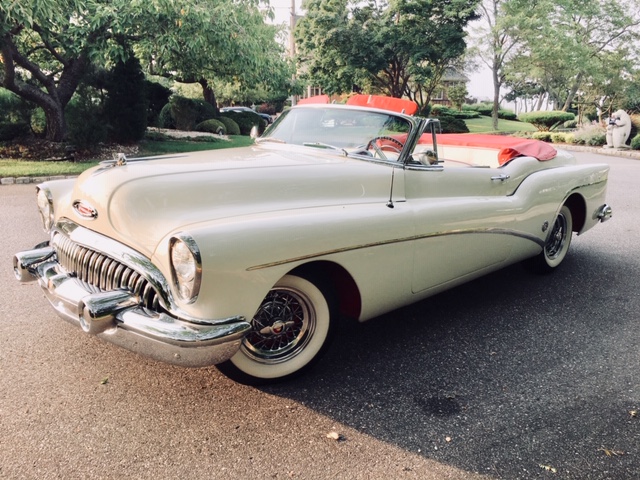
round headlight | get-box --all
[36,187,54,232]
[169,235,202,303]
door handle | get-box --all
[491,174,510,182]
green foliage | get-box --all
[630,134,640,150]
[295,0,479,108]
[436,116,470,134]
[532,132,552,142]
[463,103,517,120]
[164,96,217,131]
[447,84,468,111]
[517,111,575,131]
[145,81,172,127]
[103,56,148,144]
[158,104,176,129]
[0,122,30,141]
[65,85,108,149]
[551,132,567,143]
[431,105,480,119]
[220,111,265,135]
[572,124,606,146]
[195,119,226,135]
[217,116,241,136]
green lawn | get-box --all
[0,135,255,178]
[464,116,537,134]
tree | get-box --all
[137,0,293,110]
[502,0,640,112]
[295,0,479,109]
[1,0,291,142]
[468,0,521,130]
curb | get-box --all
[1,146,639,186]
[0,175,79,186]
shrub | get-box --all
[158,104,175,129]
[65,85,108,149]
[217,116,241,135]
[145,81,172,127]
[162,96,217,131]
[0,122,30,141]
[572,124,606,146]
[532,132,552,142]
[631,134,640,150]
[498,110,517,121]
[434,115,469,134]
[221,111,266,135]
[431,105,480,119]
[103,56,148,144]
[517,111,575,131]
[551,132,566,143]
[195,119,226,135]
[463,103,493,116]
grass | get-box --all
[0,134,255,178]
[464,116,537,134]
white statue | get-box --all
[605,110,632,148]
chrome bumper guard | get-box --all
[13,246,251,368]
[596,204,613,222]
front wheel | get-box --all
[217,274,333,385]
[525,205,573,274]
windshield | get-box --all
[258,106,413,158]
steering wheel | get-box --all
[366,135,405,154]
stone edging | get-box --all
[2,145,639,186]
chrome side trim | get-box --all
[247,227,545,271]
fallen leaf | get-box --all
[599,446,624,457]
[100,377,109,385]
[539,464,557,473]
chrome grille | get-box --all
[52,232,160,310]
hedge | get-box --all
[517,111,575,131]
[195,119,226,135]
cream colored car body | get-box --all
[14,103,611,383]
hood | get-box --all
[63,145,393,255]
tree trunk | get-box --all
[43,103,67,142]
[199,79,219,113]
[491,64,500,130]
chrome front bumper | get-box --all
[13,246,251,368]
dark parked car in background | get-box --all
[220,106,272,124]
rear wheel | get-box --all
[525,205,573,274]
[217,274,333,385]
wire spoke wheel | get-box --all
[217,275,333,385]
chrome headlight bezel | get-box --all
[169,233,202,304]
[36,186,54,233]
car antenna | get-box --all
[386,167,395,209]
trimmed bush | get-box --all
[551,132,567,143]
[195,119,226,135]
[217,116,241,135]
[517,111,575,131]
[145,81,172,127]
[434,115,470,134]
[65,86,108,149]
[158,104,175,129]
[221,111,266,135]
[631,134,640,150]
[431,105,480,119]
[161,96,218,131]
[532,132,552,142]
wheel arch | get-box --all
[564,193,586,233]
[289,261,362,321]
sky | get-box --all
[267,0,494,100]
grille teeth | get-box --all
[52,233,159,310]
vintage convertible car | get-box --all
[13,95,612,384]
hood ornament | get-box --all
[114,152,127,166]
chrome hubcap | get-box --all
[545,213,567,260]
[243,287,314,364]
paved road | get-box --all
[1,151,638,479]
